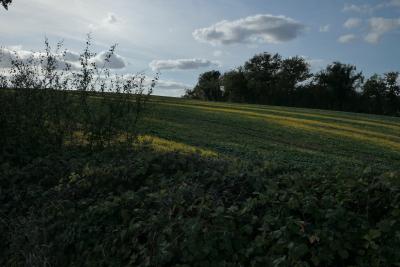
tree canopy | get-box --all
[184,71,222,101]
[314,62,363,110]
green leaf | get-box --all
[292,244,309,259]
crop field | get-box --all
[140,96,400,174]
[3,92,400,266]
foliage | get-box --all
[243,52,283,104]
[221,68,248,102]
[362,74,388,115]
[362,72,400,115]
[277,56,312,106]
[1,143,400,266]
[184,70,222,101]
[314,62,363,110]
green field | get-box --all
[3,93,400,266]
[140,96,400,174]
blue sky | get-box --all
[1,0,399,96]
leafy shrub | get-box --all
[0,36,157,162]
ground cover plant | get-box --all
[2,142,400,266]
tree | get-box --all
[185,71,222,101]
[221,68,248,102]
[1,0,12,10]
[314,62,363,110]
[384,72,400,115]
[362,74,387,114]
[244,53,282,104]
[278,56,311,105]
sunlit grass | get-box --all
[137,135,218,157]
[66,129,218,157]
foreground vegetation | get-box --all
[2,89,400,266]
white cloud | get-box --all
[90,12,121,31]
[91,51,127,69]
[148,77,191,97]
[338,34,357,43]
[64,50,80,62]
[140,76,190,92]
[344,18,362,29]
[149,58,219,71]
[0,46,127,70]
[343,4,376,13]
[0,47,73,70]
[104,13,118,24]
[193,14,305,45]
[0,47,33,68]
[343,1,400,14]
[319,24,331,32]
[365,17,400,44]
[156,79,191,90]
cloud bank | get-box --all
[193,14,305,45]
[0,46,127,70]
[343,1,400,14]
[343,4,377,13]
[365,17,400,44]
[149,58,219,71]
[344,18,362,29]
[156,79,191,90]
[338,34,357,43]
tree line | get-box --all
[184,52,400,116]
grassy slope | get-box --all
[3,93,400,265]
[139,96,400,174]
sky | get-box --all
[0,0,400,97]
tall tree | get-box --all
[362,74,387,114]
[314,62,363,110]
[221,68,248,102]
[1,0,12,10]
[244,53,282,104]
[384,72,400,115]
[278,56,311,105]
[186,71,222,101]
